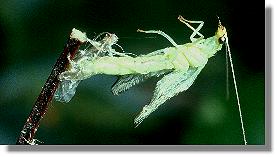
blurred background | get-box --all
[0,0,264,145]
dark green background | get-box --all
[0,0,265,144]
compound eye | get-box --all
[218,36,225,44]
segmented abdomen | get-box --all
[177,44,209,67]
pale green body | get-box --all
[56,33,223,127]
[69,36,222,80]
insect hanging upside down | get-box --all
[55,15,247,144]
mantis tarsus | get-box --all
[55,15,247,145]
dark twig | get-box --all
[16,28,87,145]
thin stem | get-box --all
[16,28,86,145]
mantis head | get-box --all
[215,17,227,44]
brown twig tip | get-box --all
[16,28,85,145]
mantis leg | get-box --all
[137,29,178,47]
[178,15,204,42]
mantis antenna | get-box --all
[225,34,247,145]
[226,45,230,100]
[218,16,247,145]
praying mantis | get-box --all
[54,15,247,145]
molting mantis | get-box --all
[54,15,247,145]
